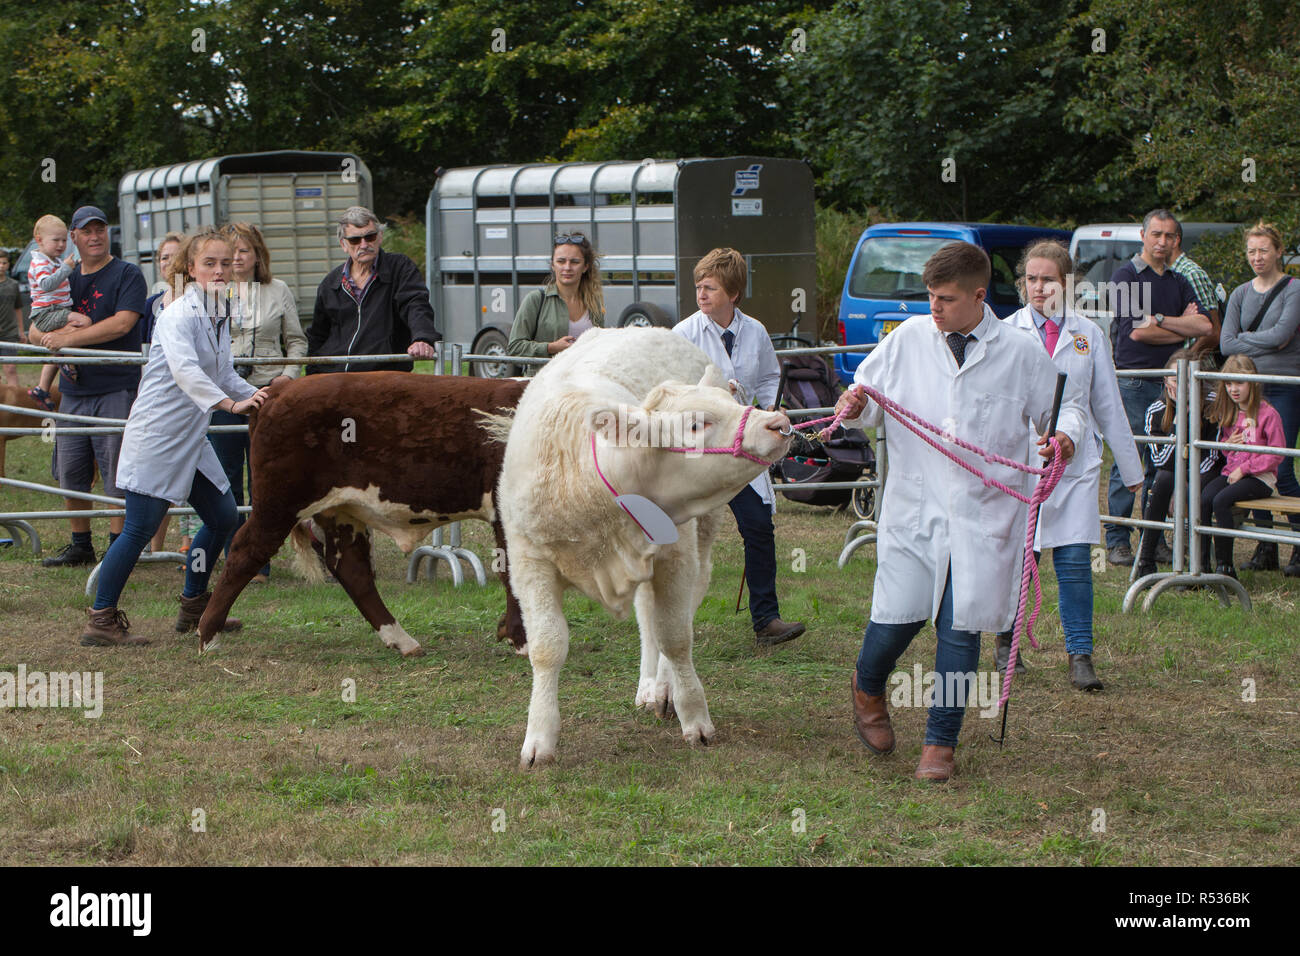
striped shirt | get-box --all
[1145,396,1222,473]
[27,250,74,310]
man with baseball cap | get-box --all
[36,205,147,567]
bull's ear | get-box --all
[590,405,650,445]
[698,364,729,389]
[643,381,687,411]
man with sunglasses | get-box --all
[307,206,439,374]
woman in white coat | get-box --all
[998,240,1143,691]
[78,227,268,647]
[672,247,804,646]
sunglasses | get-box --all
[554,234,590,247]
[343,231,380,246]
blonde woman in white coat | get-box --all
[997,240,1144,691]
[77,228,268,648]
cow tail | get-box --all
[289,520,326,584]
[476,408,516,444]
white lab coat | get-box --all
[847,305,1087,633]
[672,308,782,512]
[1005,306,1144,549]
[116,284,258,504]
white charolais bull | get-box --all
[496,328,794,769]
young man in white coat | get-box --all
[997,240,1143,692]
[673,248,805,646]
[835,242,1086,781]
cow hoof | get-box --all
[635,677,656,709]
[653,681,674,720]
[378,623,423,657]
[519,741,556,771]
[199,634,220,654]
[682,722,715,747]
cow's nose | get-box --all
[766,411,792,434]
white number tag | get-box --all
[615,494,679,544]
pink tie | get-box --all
[1043,318,1060,355]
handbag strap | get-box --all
[1244,276,1292,333]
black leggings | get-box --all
[1200,473,1273,566]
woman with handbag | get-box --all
[1220,221,1300,573]
[209,222,307,582]
[507,231,604,372]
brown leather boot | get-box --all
[176,591,242,634]
[851,673,895,755]
[915,744,955,781]
[80,607,150,647]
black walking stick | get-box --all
[994,371,1068,748]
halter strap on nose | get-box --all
[662,405,776,465]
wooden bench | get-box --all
[1233,496,1300,516]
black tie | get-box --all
[721,329,735,357]
[947,332,974,368]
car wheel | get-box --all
[618,302,673,328]
[472,328,518,378]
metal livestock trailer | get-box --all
[425,157,817,376]
[118,150,372,318]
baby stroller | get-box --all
[771,353,877,519]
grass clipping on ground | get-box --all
[0,412,1297,866]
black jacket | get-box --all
[306,250,440,374]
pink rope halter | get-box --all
[798,384,1067,708]
[661,405,777,465]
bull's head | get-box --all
[590,367,793,525]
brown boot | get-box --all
[851,673,895,755]
[80,607,150,647]
[176,591,241,634]
[915,744,955,781]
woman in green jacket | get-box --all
[508,232,605,371]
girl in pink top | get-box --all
[1199,355,1286,577]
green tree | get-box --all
[376,0,823,172]
[784,0,1122,223]
[1061,0,1299,277]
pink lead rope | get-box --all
[796,384,1068,712]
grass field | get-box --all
[1,375,1297,866]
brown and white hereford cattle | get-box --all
[495,328,793,769]
[1,382,60,477]
[197,372,528,657]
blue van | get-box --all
[833,222,1072,385]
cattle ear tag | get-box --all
[614,495,679,545]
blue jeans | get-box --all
[1050,544,1094,655]
[94,470,238,610]
[855,570,979,747]
[997,543,1095,656]
[208,407,269,577]
[1106,375,1162,549]
[729,485,780,631]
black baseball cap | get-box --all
[70,206,108,230]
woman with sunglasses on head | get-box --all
[508,231,605,373]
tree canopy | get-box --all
[0,0,1295,260]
